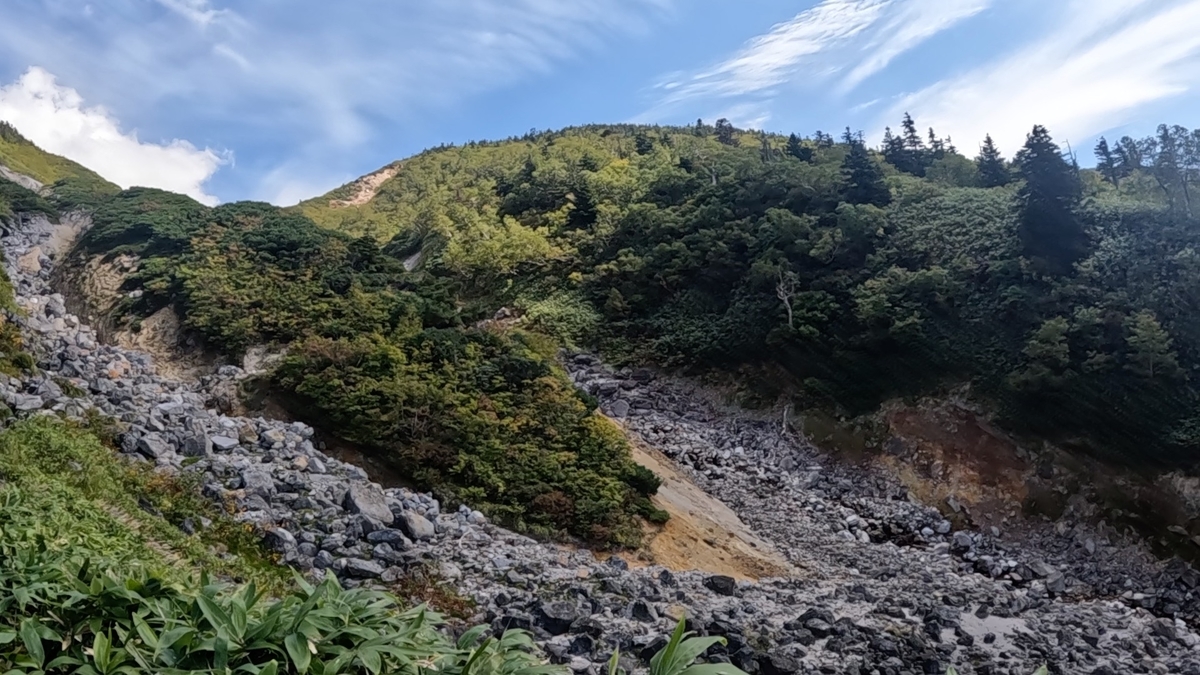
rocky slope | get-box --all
[3,207,1200,675]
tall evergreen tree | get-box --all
[840,140,891,207]
[883,113,930,176]
[976,134,1010,188]
[928,128,946,160]
[1117,136,1143,174]
[1094,137,1120,187]
[881,127,905,167]
[1125,310,1180,379]
[715,118,738,146]
[786,133,813,162]
[1015,125,1088,274]
[1154,124,1192,216]
[634,132,654,156]
[901,113,924,151]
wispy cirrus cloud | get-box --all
[639,0,989,127]
[883,0,1200,155]
[154,0,230,29]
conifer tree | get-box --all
[881,127,905,167]
[976,134,1010,188]
[901,113,924,151]
[715,118,738,146]
[1094,137,1120,187]
[634,132,654,156]
[786,133,813,161]
[1125,310,1180,379]
[840,140,891,207]
[1015,125,1087,274]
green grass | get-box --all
[0,122,115,189]
[0,416,289,591]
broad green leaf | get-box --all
[286,633,312,675]
[679,665,749,675]
[20,619,44,668]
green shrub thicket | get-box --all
[71,192,657,547]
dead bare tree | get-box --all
[776,268,798,329]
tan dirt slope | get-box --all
[622,436,795,581]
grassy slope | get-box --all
[0,122,114,187]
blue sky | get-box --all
[2,0,1200,205]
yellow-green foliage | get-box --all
[0,122,115,188]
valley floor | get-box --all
[4,208,1200,674]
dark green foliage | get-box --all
[840,142,891,207]
[1094,137,1120,187]
[786,134,813,162]
[0,177,57,220]
[80,120,1200,508]
[0,121,27,144]
[714,119,738,147]
[976,134,1010,188]
[273,331,653,546]
[49,174,122,212]
[1015,125,1087,274]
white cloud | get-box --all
[640,0,988,122]
[0,67,224,205]
[883,0,1200,155]
[838,0,990,93]
[0,0,672,203]
[155,0,229,29]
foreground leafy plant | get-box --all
[607,618,746,675]
[0,548,560,675]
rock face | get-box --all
[4,205,1200,674]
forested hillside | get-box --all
[298,117,1200,469]
[48,115,1200,549]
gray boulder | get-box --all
[181,432,212,457]
[397,511,435,541]
[12,394,44,411]
[211,436,239,452]
[342,558,385,579]
[136,433,171,459]
[343,483,395,525]
[263,528,297,552]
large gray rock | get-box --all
[704,575,737,596]
[263,527,297,552]
[397,511,435,541]
[343,483,395,525]
[181,432,212,457]
[211,435,239,452]
[342,558,384,579]
[536,601,580,636]
[12,394,43,411]
[136,433,171,459]
[241,468,276,499]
